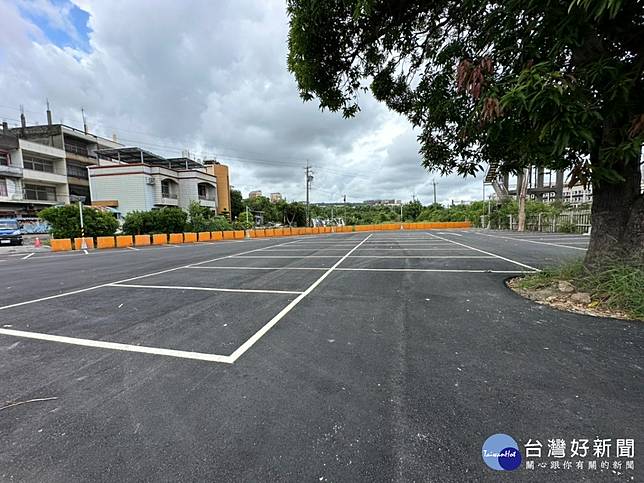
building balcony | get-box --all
[20,192,64,204]
[155,193,179,206]
[0,165,23,177]
[199,197,217,208]
[23,168,69,185]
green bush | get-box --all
[186,201,233,232]
[39,205,119,239]
[122,211,155,235]
[209,216,233,231]
[122,207,187,235]
[155,207,188,233]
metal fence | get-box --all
[481,210,591,233]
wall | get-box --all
[89,165,150,215]
[206,163,231,216]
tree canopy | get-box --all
[287,0,644,262]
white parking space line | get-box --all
[427,233,540,271]
[0,239,302,312]
[126,246,140,251]
[0,328,233,363]
[234,255,343,258]
[476,232,587,251]
[227,234,373,363]
[187,266,329,271]
[335,268,534,273]
[108,283,303,295]
[355,248,473,251]
[348,255,494,259]
[260,248,351,251]
[22,253,35,260]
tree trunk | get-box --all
[517,168,529,232]
[586,155,644,267]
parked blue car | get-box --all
[0,218,23,246]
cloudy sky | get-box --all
[0,0,485,205]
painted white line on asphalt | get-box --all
[227,234,373,363]
[22,253,35,260]
[187,266,329,271]
[477,232,587,251]
[0,239,302,312]
[83,249,89,255]
[427,233,541,271]
[126,246,139,251]
[234,255,343,258]
[187,266,534,274]
[259,248,351,251]
[335,268,535,273]
[355,248,472,251]
[0,328,233,363]
[108,283,302,295]
[349,255,494,259]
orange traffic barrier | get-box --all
[169,233,184,244]
[96,236,115,249]
[198,231,211,241]
[211,231,223,241]
[223,231,234,240]
[50,238,72,251]
[183,232,197,243]
[135,234,151,246]
[116,235,133,248]
[152,234,167,245]
[74,237,94,250]
[233,230,245,239]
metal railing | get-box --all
[64,143,92,157]
[482,210,591,233]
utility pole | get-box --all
[305,162,313,227]
[343,194,347,226]
[432,179,438,205]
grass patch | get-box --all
[515,259,644,320]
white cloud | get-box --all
[0,0,482,204]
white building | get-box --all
[1,115,122,216]
[1,135,70,215]
[88,147,218,216]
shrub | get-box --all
[39,205,119,239]
[209,216,233,231]
[122,207,187,235]
[154,207,188,234]
[122,211,155,235]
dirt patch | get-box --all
[506,277,634,321]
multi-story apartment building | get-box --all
[88,147,218,216]
[270,192,283,203]
[248,190,262,199]
[1,112,232,219]
[0,113,122,216]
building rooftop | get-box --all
[95,148,205,170]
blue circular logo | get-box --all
[482,434,522,471]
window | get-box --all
[198,182,215,200]
[0,151,9,166]
[23,155,55,173]
[0,178,7,197]
[24,184,56,201]
[66,162,88,179]
[161,179,178,199]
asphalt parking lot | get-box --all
[0,230,641,481]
